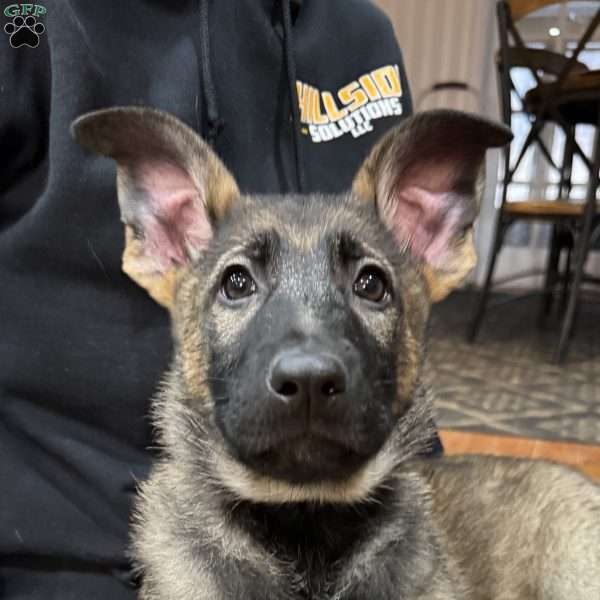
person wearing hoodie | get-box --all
[0,1,441,597]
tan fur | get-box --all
[171,275,212,402]
[287,222,325,254]
[215,430,400,505]
[423,230,477,302]
[122,226,181,308]
[215,449,397,504]
[417,455,600,600]
[134,464,258,600]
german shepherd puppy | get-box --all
[72,107,600,600]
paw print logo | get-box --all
[4,15,45,48]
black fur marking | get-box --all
[206,196,403,484]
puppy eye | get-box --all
[353,267,389,303]
[221,266,256,301]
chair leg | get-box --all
[554,230,587,363]
[467,219,507,342]
[559,125,575,199]
[560,237,573,311]
[554,140,600,363]
[539,225,561,322]
[550,127,576,319]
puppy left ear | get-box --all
[353,110,512,301]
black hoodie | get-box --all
[0,1,421,597]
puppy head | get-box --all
[72,107,510,503]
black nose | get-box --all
[268,350,347,408]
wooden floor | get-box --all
[440,430,600,483]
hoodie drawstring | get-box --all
[198,0,304,189]
[199,0,224,146]
[281,0,306,192]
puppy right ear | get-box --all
[71,106,240,309]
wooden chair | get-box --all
[468,0,600,362]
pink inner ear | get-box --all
[385,186,461,268]
[135,161,212,271]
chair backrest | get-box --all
[500,47,589,76]
[497,0,600,128]
[416,81,481,112]
[508,0,599,22]
[495,0,600,199]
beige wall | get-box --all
[375,0,497,115]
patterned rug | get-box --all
[429,289,600,444]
